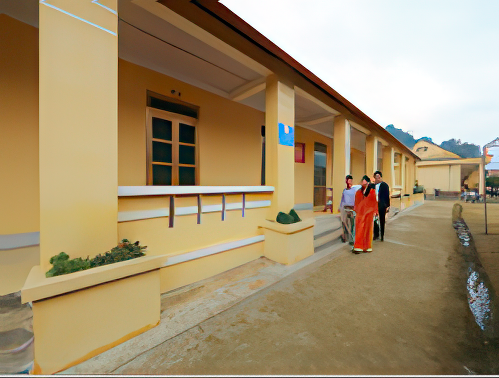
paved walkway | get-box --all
[68,201,488,375]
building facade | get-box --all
[1,1,420,373]
[413,139,486,198]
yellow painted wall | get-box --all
[118,193,270,257]
[382,146,393,192]
[0,15,40,294]
[449,164,461,191]
[294,126,333,206]
[350,148,366,185]
[0,15,39,235]
[118,59,264,186]
[365,136,375,177]
[160,242,263,293]
[416,165,458,193]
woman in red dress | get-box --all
[353,175,378,254]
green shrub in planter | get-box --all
[276,209,302,224]
[90,239,147,268]
[46,252,91,277]
[45,239,147,278]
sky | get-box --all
[220,0,499,149]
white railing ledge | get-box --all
[118,186,275,197]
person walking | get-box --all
[338,175,361,244]
[353,175,378,254]
[373,170,390,241]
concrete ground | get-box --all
[86,201,487,375]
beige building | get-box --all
[413,140,486,198]
[1,1,421,373]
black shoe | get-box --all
[380,237,384,242]
[373,236,379,241]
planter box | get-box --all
[413,192,425,204]
[21,255,166,375]
[259,218,315,265]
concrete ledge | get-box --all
[31,270,161,374]
[21,255,167,304]
[259,218,315,235]
[0,232,40,250]
[259,219,315,265]
[162,235,264,267]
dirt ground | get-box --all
[111,201,494,375]
[461,202,499,292]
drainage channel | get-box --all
[453,217,499,374]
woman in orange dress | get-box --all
[353,175,378,254]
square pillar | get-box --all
[39,1,118,270]
[401,154,406,195]
[390,148,396,190]
[332,116,350,213]
[265,75,295,218]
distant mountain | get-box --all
[385,125,417,148]
[385,124,433,149]
[385,125,480,158]
[440,139,480,158]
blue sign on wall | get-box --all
[278,122,294,146]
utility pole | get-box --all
[483,145,488,235]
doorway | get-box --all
[314,143,327,207]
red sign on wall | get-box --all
[295,142,305,163]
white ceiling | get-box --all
[118,0,263,97]
[2,0,342,137]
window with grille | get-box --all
[146,107,198,185]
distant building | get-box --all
[413,140,487,198]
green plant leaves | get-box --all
[45,240,147,278]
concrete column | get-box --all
[390,148,396,190]
[401,154,406,195]
[39,1,118,270]
[365,135,377,178]
[332,116,350,213]
[265,75,295,218]
[406,157,414,193]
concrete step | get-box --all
[313,215,341,236]
[0,328,33,354]
[0,293,34,374]
[314,227,343,249]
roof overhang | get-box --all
[417,158,483,167]
[160,0,419,160]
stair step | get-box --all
[0,328,33,354]
[314,228,343,248]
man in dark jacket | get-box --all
[373,171,390,241]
